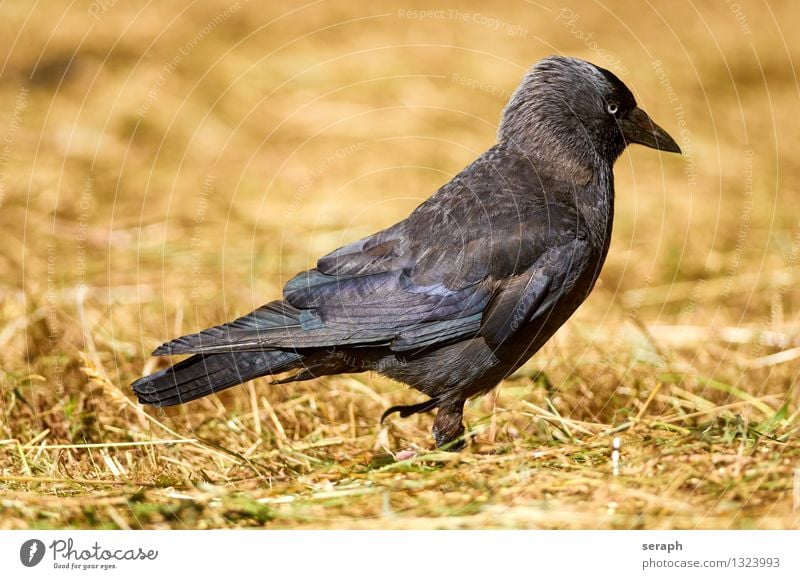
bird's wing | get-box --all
[278,145,585,349]
[279,227,492,348]
[155,145,587,356]
[478,238,590,347]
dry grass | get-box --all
[1,1,799,529]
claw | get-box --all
[381,397,439,423]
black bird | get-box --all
[133,56,680,449]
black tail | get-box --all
[132,349,303,407]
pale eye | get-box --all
[607,102,619,115]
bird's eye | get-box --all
[606,102,619,115]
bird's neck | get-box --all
[507,141,615,250]
[577,164,615,253]
[500,135,598,188]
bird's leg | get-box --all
[432,399,466,451]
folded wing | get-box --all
[152,146,588,357]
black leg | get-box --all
[432,399,466,451]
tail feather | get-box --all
[152,299,395,356]
[132,349,302,407]
[152,301,303,355]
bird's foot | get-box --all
[433,424,466,451]
[432,401,466,452]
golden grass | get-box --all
[1,0,799,529]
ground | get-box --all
[1,1,799,529]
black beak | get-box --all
[619,107,681,154]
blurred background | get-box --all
[1,1,799,529]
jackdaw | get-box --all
[132,55,680,450]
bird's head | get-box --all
[498,56,680,178]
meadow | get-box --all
[1,0,799,529]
